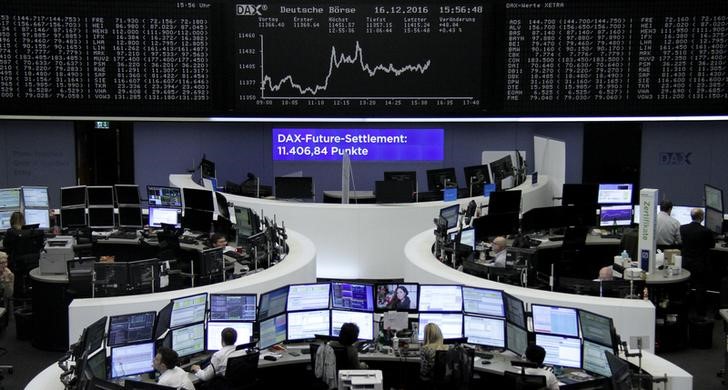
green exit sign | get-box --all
[95,121,110,129]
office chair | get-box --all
[559,226,589,279]
[223,350,261,390]
[156,229,182,261]
[503,370,548,390]
[331,345,356,371]
[4,229,45,300]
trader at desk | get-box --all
[487,236,508,268]
[154,347,196,390]
[191,327,237,382]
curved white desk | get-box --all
[403,229,692,389]
[67,230,316,347]
[170,173,555,280]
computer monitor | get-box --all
[489,155,515,190]
[234,206,258,239]
[93,262,128,296]
[531,304,579,337]
[198,247,224,276]
[107,311,157,347]
[209,294,257,321]
[88,207,115,229]
[274,176,315,200]
[86,348,107,380]
[374,283,418,312]
[705,207,724,234]
[117,207,143,229]
[383,171,417,184]
[87,186,115,207]
[503,293,526,329]
[287,310,330,341]
[0,210,12,230]
[705,184,724,211]
[24,208,50,229]
[606,351,631,390]
[535,333,582,368]
[463,315,505,348]
[287,283,331,312]
[331,310,374,341]
[84,316,108,354]
[206,321,253,351]
[473,212,520,241]
[22,186,49,208]
[463,164,491,196]
[506,322,529,356]
[182,188,214,212]
[671,206,704,226]
[418,285,463,312]
[61,207,87,228]
[171,322,205,358]
[521,206,567,233]
[127,259,156,294]
[182,208,213,233]
[562,184,598,208]
[426,168,457,191]
[200,159,216,179]
[148,207,181,228]
[258,286,289,320]
[375,180,413,203]
[417,313,463,340]
[110,342,155,378]
[61,186,87,208]
[462,286,504,317]
[580,310,615,348]
[0,188,20,209]
[597,184,633,205]
[458,227,475,249]
[147,186,182,208]
[154,302,173,340]
[259,313,287,349]
[169,293,208,328]
[599,205,633,227]
[488,190,522,215]
[331,282,374,312]
[583,340,613,377]
[114,185,140,206]
[439,204,460,230]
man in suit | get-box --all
[680,208,715,317]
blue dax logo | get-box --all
[659,152,692,165]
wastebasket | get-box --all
[14,306,32,341]
[689,318,714,349]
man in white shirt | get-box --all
[523,345,559,390]
[656,200,682,246]
[490,236,508,268]
[153,347,196,390]
[191,327,237,381]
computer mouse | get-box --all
[480,360,491,365]
[263,355,278,361]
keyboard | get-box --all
[548,235,564,241]
[601,234,623,239]
[179,237,199,245]
[109,231,138,240]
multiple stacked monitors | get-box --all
[531,305,579,337]
[535,334,582,369]
[331,282,374,312]
[287,310,330,341]
[171,322,206,358]
[463,315,505,348]
[207,322,253,351]
[417,313,463,340]
[170,293,208,329]
[209,294,257,321]
[258,286,289,320]
[597,184,633,205]
[287,283,330,312]
[418,285,463,312]
[110,342,155,379]
[259,314,287,350]
[107,312,156,347]
[331,310,374,341]
[22,186,49,208]
[24,208,50,229]
[375,283,419,312]
[462,287,504,317]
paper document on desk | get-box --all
[383,311,408,331]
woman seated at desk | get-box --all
[420,323,449,383]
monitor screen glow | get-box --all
[259,286,289,320]
[599,205,633,227]
[172,322,205,357]
[331,310,374,341]
[147,186,183,208]
[331,282,374,312]
[531,305,579,337]
[0,210,12,230]
[504,293,526,329]
[259,314,287,349]
[597,184,632,205]
[287,283,330,312]
[463,315,505,348]
[583,340,613,377]
[418,313,463,341]
[209,294,257,321]
[0,188,20,209]
[110,342,155,379]
[536,334,582,368]
[705,184,724,211]
[439,205,460,230]
[22,186,48,208]
[24,208,50,229]
[148,207,181,228]
[419,285,463,312]
[169,293,207,328]
[374,283,418,312]
[506,322,528,356]
[671,206,704,226]
[462,286,504,317]
[287,310,330,341]
[206,322,253,351]
[460,228,475,249]
[580,310,614,347]
[107,311,156,347]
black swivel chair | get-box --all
[4,228,45,300]
[331,345,356,371]
[559,226,589,279]
[223,350,261,390]
[503,370,548,390]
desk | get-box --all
[323,191,376,204]
[29,267,70,351]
